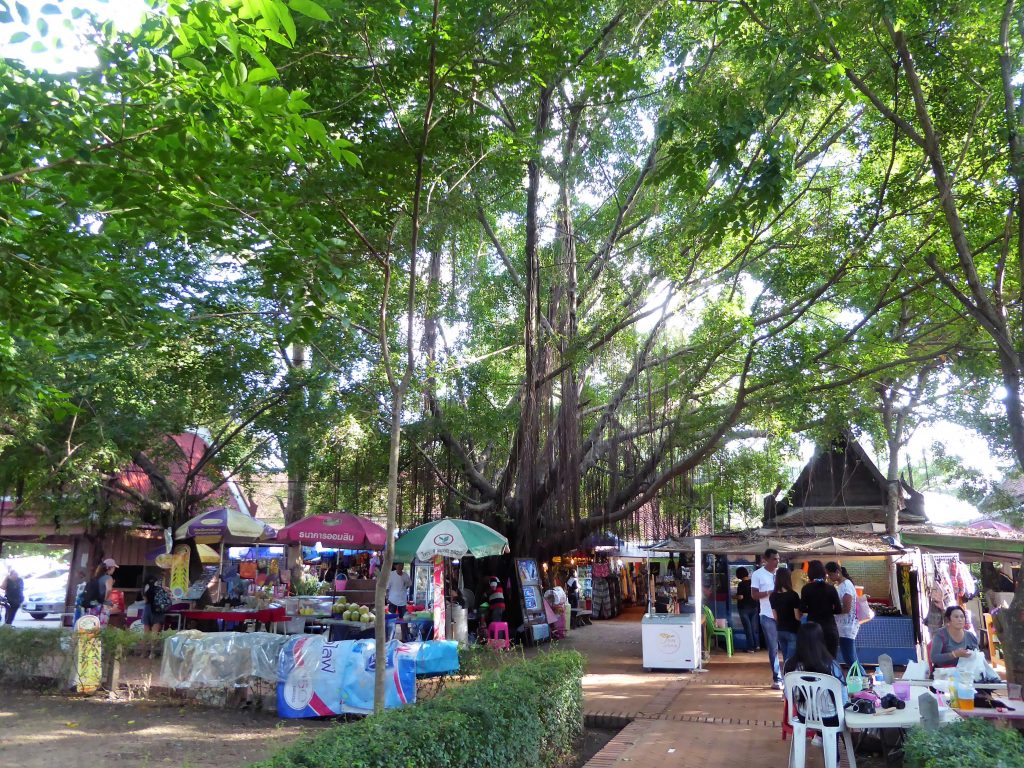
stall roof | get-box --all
[646,531,902,558]
[899,531,1024,563]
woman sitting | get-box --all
[930,605,980,671]
[783,621,848,726]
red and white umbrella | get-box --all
[275,512,387,550]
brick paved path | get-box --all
[558,606,835,768]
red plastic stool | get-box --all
[487,621,510,649]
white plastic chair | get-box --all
[783,671,857,768]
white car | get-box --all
[20,567,69,620]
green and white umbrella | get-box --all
[394,518,509,561]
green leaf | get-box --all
[30,41,46,52]
[14,2,29,25]
[247,67,276,83]
[339,149,360,168]
[40,3,61,14]
[287,0,330,22]
[179,57,208,73]
[9,31,30,44]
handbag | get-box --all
[846,661,867,694]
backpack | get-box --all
[80,577,102,607]
[152,585,173,613]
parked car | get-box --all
[20,567,69,620]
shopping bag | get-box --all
[855,593,875,622]
[847,661,867,694]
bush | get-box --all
[904,718,1024,768]
[250,649,585,768]
[0,625,175,689]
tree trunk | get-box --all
[885,436,900,535]
[993,580,1024,688]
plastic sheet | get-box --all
[276,638,417,718]
[160,631,290,689]
[404,640,460,676]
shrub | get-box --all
[904,718,1024,768]
[0,625,175,690]
[250,649,584,768]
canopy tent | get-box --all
[899,531,1024,563]
[174,507,274,544]
[394,518,509,561]
[275,513,387,550]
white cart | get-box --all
[641,536,703,671]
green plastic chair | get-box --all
[703,605,733,657]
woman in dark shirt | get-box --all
[799,560,842,658]
[770,567,801,663]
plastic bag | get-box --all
[855,594,875,622]
[847,661,867,694]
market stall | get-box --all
[394,518,510,644]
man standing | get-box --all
[1,568,24,625]
[751,548,782,689]
[386,562,412,617]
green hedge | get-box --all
[0,626,172,689]
[904,718,1024,768]
[250,650,585,768]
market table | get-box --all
[318,618,375,642]
[953,697,1024,721]
[177,607,287,631]
[844,684,960,766]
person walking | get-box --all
[799,560,842,658]
[1,568,24,624]
[770,566,801,664]
[751,547,783,689]
[827,562,859,667]
[734,567,760,652]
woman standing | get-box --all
[735,567,760,652]
[826,563,859,667]
[770,567,801,664]
[799,560,842,658]
[929,605,980,670]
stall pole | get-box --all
[694,536,706,673]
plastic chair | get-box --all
[487,621,510,650]
[702,606,733,657]
[783,671,857,768]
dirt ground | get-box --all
[0,691,335,768]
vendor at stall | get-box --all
[930,605,980,671]
[387,562,412,616]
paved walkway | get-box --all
[558,606,831,768]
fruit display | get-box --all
[341,604,375,623]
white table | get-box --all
[845,684,960,766]
[844,684,960,730]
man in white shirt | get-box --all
[750,548,782,689]
[386,562,412,617]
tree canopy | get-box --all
[3,0,1023,549]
